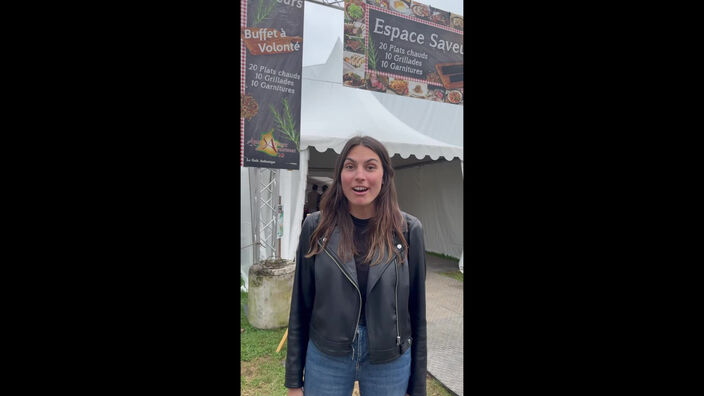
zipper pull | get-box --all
[396,336,401,346]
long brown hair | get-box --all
[305,136,408,265]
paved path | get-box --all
[424,253,463,396]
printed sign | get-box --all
[343,0,463,105]
[240,0,305,169]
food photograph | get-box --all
[241,94,259,120]
[390,0,412,16]
[345,1,365,22]
[342,71,365,88]
[445,89,463,104]
[365,72,389,92]
[368,0,390,9]
[344,22,365,37]
[410,1,432,21]
[388,78,409,96]
[409,81,428,98]
[450,13,464,31]
[343,51,367,73]
[429,6,450,26]
[344,36,365,54]
[426,87,445,102]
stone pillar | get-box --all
[247,258,295,329]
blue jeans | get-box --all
[303,325,411,396]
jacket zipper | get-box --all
[395,256,401,347]
[321,241,362,343]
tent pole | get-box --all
[277,196,282,259]
[460,160,464,273]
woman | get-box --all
[285,136,427,396]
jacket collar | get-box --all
[320,226,403,294]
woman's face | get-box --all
[341,145,384,218]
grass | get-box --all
[241,290,455,396]
[439,270,463,282]
[426,251,463,282]
[241,290,289,395]
[426,251,460,262]
[426,374,454,396]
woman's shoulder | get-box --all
[303,211,322,230]
[400,211,422,229]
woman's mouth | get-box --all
[352,186,369,195]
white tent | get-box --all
[241,2,464,289]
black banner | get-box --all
[368,8,463,81]
[241,0,304,169]
[343,0,463,105]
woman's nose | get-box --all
[354,169,365,180]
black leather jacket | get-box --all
[285,211,427,396]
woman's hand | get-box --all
[287,388,303,396]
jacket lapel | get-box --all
[366,239,402,296]
[321,227,359,287]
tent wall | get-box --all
[240,167,253,291]
[280,149,309,262]
[395,159,463,259]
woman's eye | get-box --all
[367,166,376,171]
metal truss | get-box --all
[249,167,280,263]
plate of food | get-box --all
[344,37,365,54]
[344,22,365,37]
[430,7,450,25]
[427,88,445,102]
[446,89,463,104]
[343,72,365,87]
[366,73,388,92]
[409,82,427,98]
[389,79,409,95]
[344,53,366,69]
[450,14,464,30]
[371,0,390,9]
[391,0,410,14]
[241,94,259,120]
[345,2,365,21]
[411,3,430,19]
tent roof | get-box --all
[300,39,463,161]
[307,176,333,186]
